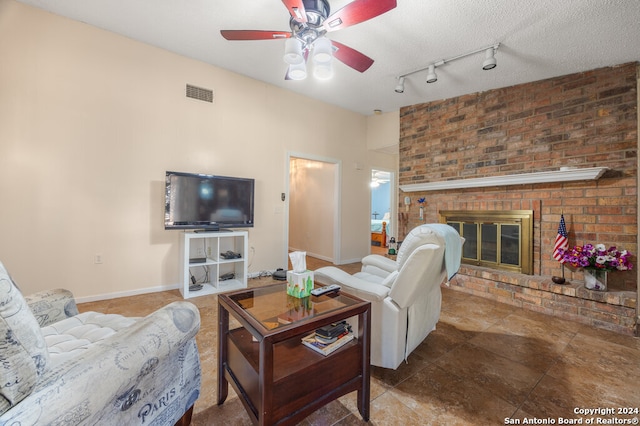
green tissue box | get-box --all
[286,270,314,298]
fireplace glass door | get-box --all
[440,210,533,274]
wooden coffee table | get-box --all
[217,283,371,425]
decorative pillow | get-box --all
[0,261,50,414]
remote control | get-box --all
[310,284,341,296]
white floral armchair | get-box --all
[0,261,201,425]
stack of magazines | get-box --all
[301,321,354,356]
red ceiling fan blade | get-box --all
[323,0,397,32]
[220,30,292,41]
[332,41,374,73]
[281,0,307,23]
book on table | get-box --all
[301,332,354,356]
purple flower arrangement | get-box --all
[557,243,634,272]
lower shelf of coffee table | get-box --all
[225,327,363,422]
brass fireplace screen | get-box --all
[439,210,534,274]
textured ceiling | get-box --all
[15,0,640,115]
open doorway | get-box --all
[286,154,340,265]
[370,169,395,255]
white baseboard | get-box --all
[75,283,181,304]
[334,257,362,265]
[75,262,364,304]
[288,247,334,264]
[75,272,285,303]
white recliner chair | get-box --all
[314,224,463,369]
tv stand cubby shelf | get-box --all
[180,231,248,299]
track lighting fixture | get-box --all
[394,43,500,93]
[482,47,497,70]
[426,64,437,83]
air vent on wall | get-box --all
[186,84,213,103]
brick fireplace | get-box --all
[398,62,638,335]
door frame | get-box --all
[284,151,342,266]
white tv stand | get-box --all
[180,230,248,299]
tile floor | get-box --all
[78,257,640,425]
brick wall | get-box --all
[398,62,638,333]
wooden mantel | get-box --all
[400,167,609,192]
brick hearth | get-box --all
[447,265,637,335]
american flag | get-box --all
[553,214,568,262]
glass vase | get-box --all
[584,269,608,291]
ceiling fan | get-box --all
[220,0,397,80]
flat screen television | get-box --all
[164,171,254,230]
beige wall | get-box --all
[0,0,396,300]
[366,110,400,152]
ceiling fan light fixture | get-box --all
[283,38,304,65]
[288,62,307,80]
[314,61,333,80]
[221,0,398,81]
[426,64,437,83]
[482,47,497,70]
[313,37,333,63]
[394,76,405,93]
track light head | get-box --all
[394,76,405,93]
[482,47,497,70]
[426,64,437,83]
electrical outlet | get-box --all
[94,254,103,264]
[207,246,212,257]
